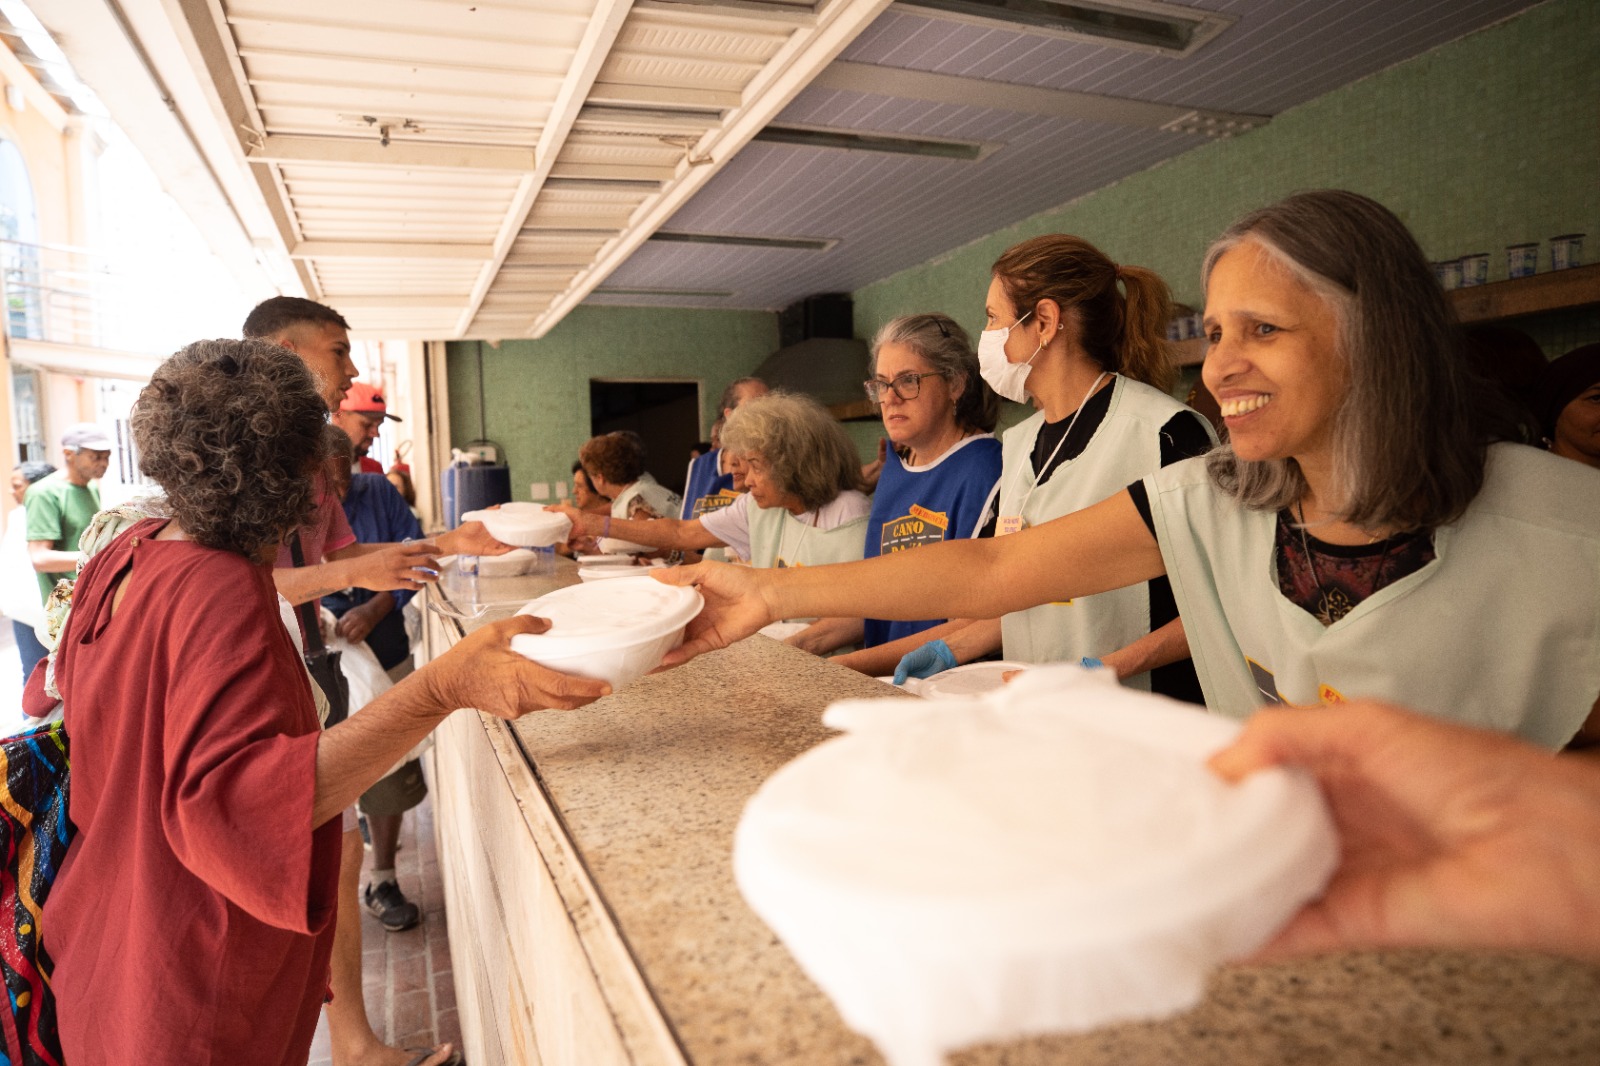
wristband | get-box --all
[603,516,611,537]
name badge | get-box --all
[998,515,1026,537]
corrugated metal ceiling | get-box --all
[38,0,1543,333]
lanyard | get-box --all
[1014,372,1110,520]
[778,510,815,567]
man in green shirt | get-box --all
[26,422,112,605]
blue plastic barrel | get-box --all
[441,463,511,528]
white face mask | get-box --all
[977,311,1040,404]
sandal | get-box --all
[403,1046,464,1066]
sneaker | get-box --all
[363,879,421,932]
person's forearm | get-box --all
[595,513,719,551]
[1099,618,1190,680]
[273,558,356,606]
[759,493,1164,625]
[313,671,447,825]
[29,547,79,573]
[835,617,996,676]
[786,616,864,656]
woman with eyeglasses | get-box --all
[789,314,1002,665]
[551,391,869,576]
[849,235,1215,697]
[658,191,1600,748]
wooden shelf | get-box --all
[1448,262,1600,323]
[1173,338,1207,367]
[1164,265,1597,374]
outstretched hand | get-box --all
[546,500,598,536]
[425,615,612,715]
[652,562,777,667]
[1209,700,1600,962]
[439,519,516,557]
[348,540,442,592]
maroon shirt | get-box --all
[48,519,341,1064]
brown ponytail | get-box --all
[992,235,1176,393]
[1114,264,1177,392]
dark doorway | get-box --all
[589,379,701,496]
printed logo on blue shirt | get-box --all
[880,504,949,554]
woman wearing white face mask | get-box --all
[790,314,1003,664]
[869,234,1215,699]
[657,191,1600,749]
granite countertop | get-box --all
[438,558,1600,1065]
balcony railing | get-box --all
[1,237,127,350]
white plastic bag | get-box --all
[333,632,433,774]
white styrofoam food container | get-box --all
[914,660,1030,700]
[598,536,654,555]
[475,548,542,577]
[463,502,572,548]
[734,664,1337,1066]
[578,565,645,582]
[511,576,703,688]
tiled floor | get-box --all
[307,797,462,1065]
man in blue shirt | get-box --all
[325,434,428,933]
[681,376,767,520]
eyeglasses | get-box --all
[863,371,944,403]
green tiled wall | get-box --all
[446,306,778,501]
[852,0,1599,360]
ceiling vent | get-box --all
[895,0,1234,57]
[753,124,995,161]
[649,231,839,252]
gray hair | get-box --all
[721,391,863,512]
[719,376,766,414]
[870,313,999,434]
[1202,190,1486,531]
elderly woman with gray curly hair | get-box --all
[44,338,609,1065]
[552,391,872,578]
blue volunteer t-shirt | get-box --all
[681,448,740,520]
[863,435,1003,647]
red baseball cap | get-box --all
[339,381,402,421]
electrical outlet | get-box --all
[530,481,550,500]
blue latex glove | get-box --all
[893,639,958,685]
[1080,656,1104,670]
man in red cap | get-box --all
[334,382,400,475]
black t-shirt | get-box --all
[1125,485,1436,625]
[977,387,1214,704]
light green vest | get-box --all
[1144,444,1600,748]
[998,376,1213,687]
[747,500,869,570]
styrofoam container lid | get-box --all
[915,661,1030,700]
[758,620,810,642]
[478,548,540,576]
[577,553,633,566]
[463,502,571,547]
[734,664,1337,1065]
[578,565,644,581]
[512,577,702,655]
[598,536,654,555]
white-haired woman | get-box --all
[793,314,1002,666]
[852,235,1216,697]
[552,391,870,575]
[659,190,1600,748]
